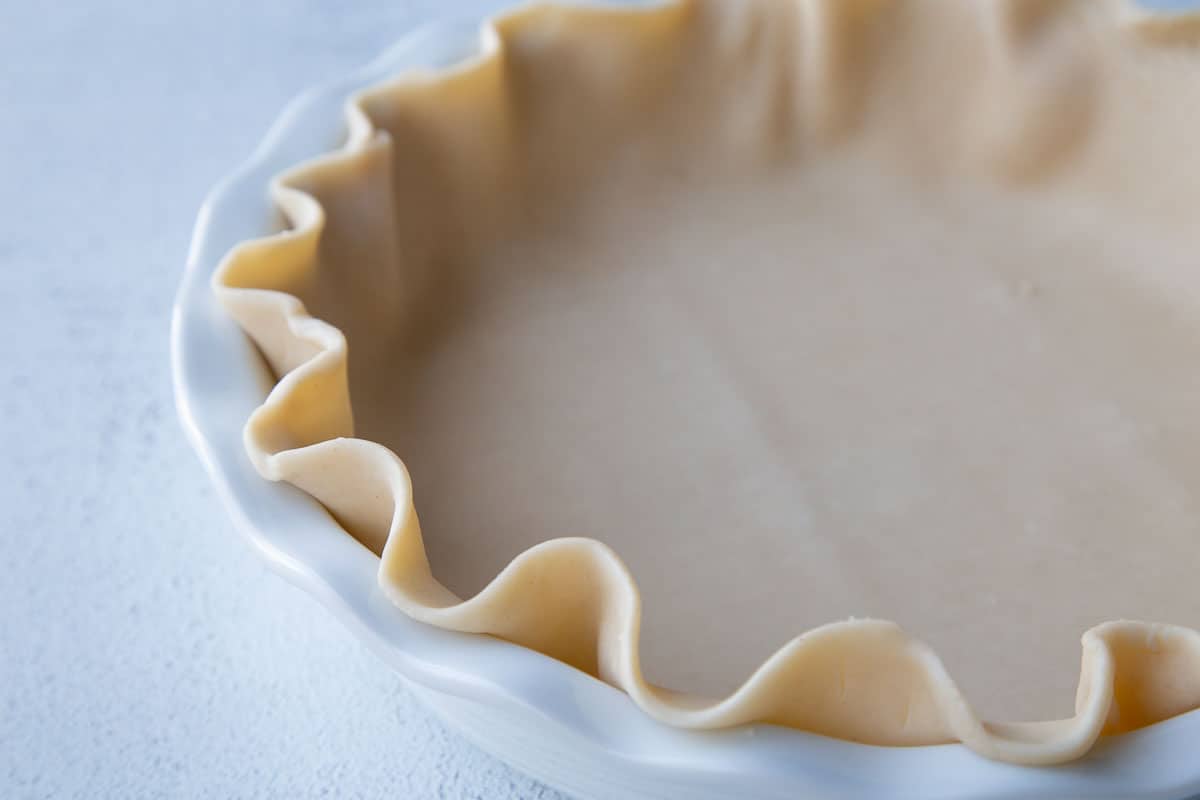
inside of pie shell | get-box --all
[217,0,1200,764]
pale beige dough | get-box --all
[216,0,1200,764]
[365,166,1200,723]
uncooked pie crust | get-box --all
[213,0,1200,765]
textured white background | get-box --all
[3,1,1199,799]
[0,1,566,797]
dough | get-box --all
[215,0,1200,764]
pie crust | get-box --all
[214,0,1200,765]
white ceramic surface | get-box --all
[172,13,1200,800]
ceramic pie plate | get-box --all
[173,3,1200,798]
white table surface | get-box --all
[0,1,564,797]
[4,1,1200,799]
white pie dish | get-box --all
[171,10,1200,800]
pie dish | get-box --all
[176,1,1200,795]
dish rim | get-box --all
[171,10,1200,799]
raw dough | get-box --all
[216,0,1200,764]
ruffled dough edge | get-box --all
[212,0,1200,765]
